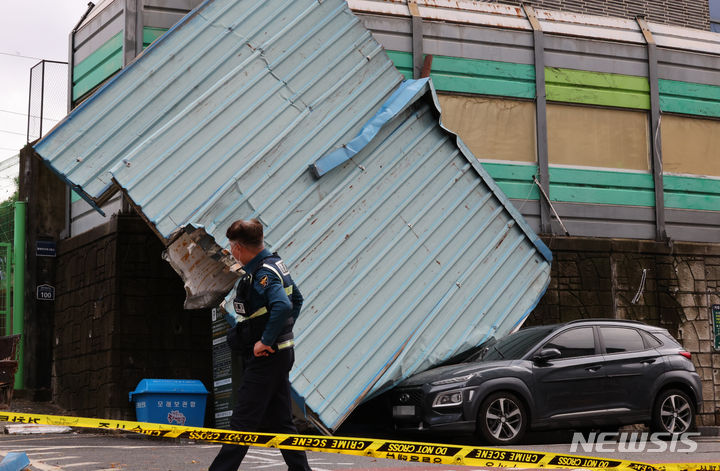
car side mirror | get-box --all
[533,348,561,363]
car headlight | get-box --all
[432,389,463,408]
[431,374,474,386]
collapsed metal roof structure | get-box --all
[34,0,551,430]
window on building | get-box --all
[711,0,720,32]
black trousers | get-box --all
[209,348,311,471]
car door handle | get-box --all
[585,365,602,372]
[641,359,656,365]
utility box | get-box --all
[129,379,209,427]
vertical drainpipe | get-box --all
[13,201,26,390]
[636,17,667,243]
[136,0,145,58]
[66,2,95,240]
[523,4,552,234]
[124,0,139,66]
[408,0,423,79]
[69,3,95,112]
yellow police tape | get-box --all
[0,411,716,471]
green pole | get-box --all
[12,201,25,390]
[4,243,10,337]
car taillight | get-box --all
[679,351,692,360]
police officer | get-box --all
[209,219,311,471]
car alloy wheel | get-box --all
[478,392,527,445]
[652,389,695,435]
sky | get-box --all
[0,1,89,200]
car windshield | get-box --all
[472,326,555,361]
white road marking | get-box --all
[26,460,62,471]
[61,462,102,468]
[0,436,57,443]
[1,444,189,451]
[245,455,283,464]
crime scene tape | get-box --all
[0,412,716,471]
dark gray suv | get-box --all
[390,319,702,445]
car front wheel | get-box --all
[477,391,527,445]
[651,389,695,435]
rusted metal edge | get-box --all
[522,3,542,32]
[635,15,655,45]
[407,0,420,17]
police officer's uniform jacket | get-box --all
[227,248,301,354]
[210,248,311,471]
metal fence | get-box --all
[0,202,13,244]
[27,60,68,143]
[0,203,12,335]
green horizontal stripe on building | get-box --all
[549,167,655,190]
[480,163,655,206]
[545,67,650,109]
[548,167,655,206]
[73,32,123,101]
[143,27,168,49]
[549,183,655,206]
[659,79,720,118]
[386,51,535,99]
[480,162,719,211]
[664,174,720,211]
[386,51,720,118]
[73,27,167,102]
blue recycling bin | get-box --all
[129,379,209,427]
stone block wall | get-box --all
[53,215,211,420]
[526,237,720,426]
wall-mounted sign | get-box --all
[36,240,56,257]
[713,304,720,350]
[37,284,55,301]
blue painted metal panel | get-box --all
[0,452,30,471]
[34,0,551,430]
[286,82,551,427]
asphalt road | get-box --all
[0,431,718,471]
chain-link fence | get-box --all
[27,60,68,143]
[0,203,12,335]
[0,203,14,244]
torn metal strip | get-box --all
[310,78,429,178]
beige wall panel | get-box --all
[547,104,650,171]
[662,115,720,177]
[437,94,537,163]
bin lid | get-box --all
[129,379,209,402]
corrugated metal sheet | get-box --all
[34,0,551,430]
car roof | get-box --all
[565,318,648,326]
[555,318,669,335]
[523,319,670,335]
